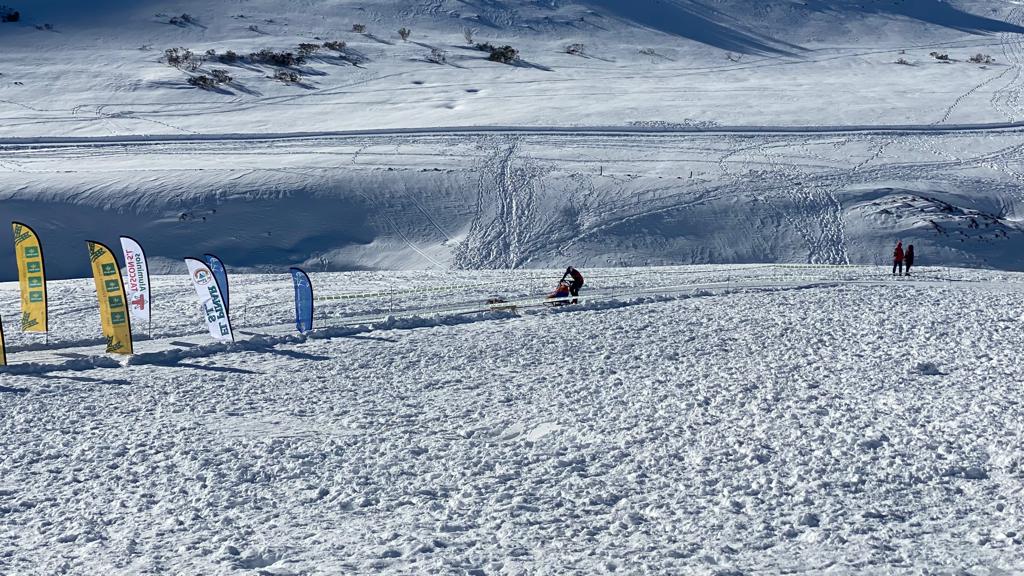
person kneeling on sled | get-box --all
[562,266,584,304]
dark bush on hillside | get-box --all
[218,50,239,63]
[487,45,519,64]
[398,27,411,41]
[187,75,218,90]
[210,69,232,84]
[250,49,305,67]
[565,43,584,55]
[169,13,196,26]
[165,47,203,71]
[352,23,366,33]
[969,53,995,64]
[273,70,301,84]
[297,43,321,57]
[1,6,20,22]
[323,40,346,52]
[426,48,447,64]
[474,42,520,64]
[929,51,950,61]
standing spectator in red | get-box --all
[892,241,905,276]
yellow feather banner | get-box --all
[86,241,133,355]
[11,222,47,333]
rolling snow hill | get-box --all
[2,0,1024,276]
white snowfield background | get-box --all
[3,0,1024,275]
[5,1,1024,575]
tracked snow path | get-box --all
[5,121,1024,149]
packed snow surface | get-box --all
[2,265,1024,573]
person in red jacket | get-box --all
[892,241,904,276]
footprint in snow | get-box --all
[913,362,946,376]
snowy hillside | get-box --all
[3,0,1024,275]
[2,265,1024,573]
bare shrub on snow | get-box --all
[250,49,304,67]
[398,27,411,41]
[725,52,742,62]
[427,48,447,64]
[463,27,476,44]
[218,50,239,64]
[474,42,519,63]
[969,53,995,64]
[297,43,321,57]
[169,13,197,27]
[165,47,203,71]
[352,23,366,34]
[487,45,519,64]
[895,57,912,65]
[187,75,217,90]
[323,40,346,52]
[273,70,301,84]
[929,51,950,62]
[565,43,584,56]
[210,69,232,84]
[186,69,232,90]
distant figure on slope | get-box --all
[892,241,904,276]
[904,244,915,276]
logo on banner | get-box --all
[88,244,107,263]
[21,312,38,330]
[193,268,212,286]
[13,226,31,246]
[106,336,125,353]
[132,295,146,310]
[125,251,143,292]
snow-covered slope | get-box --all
[2,265,1024,573]
[3,0,1024,276]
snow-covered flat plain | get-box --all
[3,265,1024,574]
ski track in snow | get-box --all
[2,266,1024,574]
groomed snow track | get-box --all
[5,121,1024,149]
